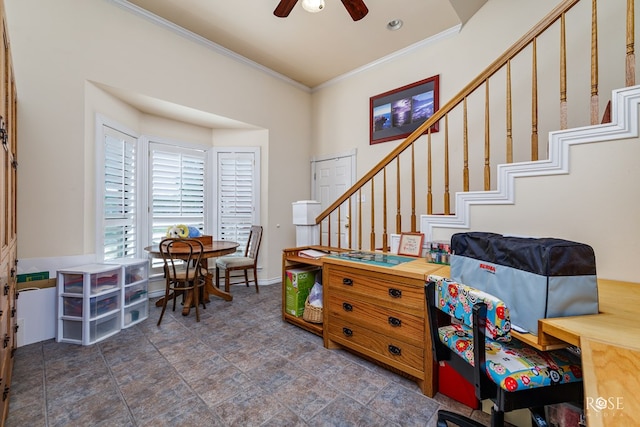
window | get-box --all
[214,148,260,253]
[96,118,261,269]
[97,123,138,261]
[149,142,207,245]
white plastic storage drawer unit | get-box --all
[56,264,122,345]
[107,258,149,328]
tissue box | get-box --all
[172,235,212,248]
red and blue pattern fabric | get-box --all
[438,324,582,391]
[429,276,583,392]
[428,275,511,342]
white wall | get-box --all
[6,0,313,282]
[310,0,569,245]
[311,0,564,164]
[458,133,640,282]
[311,0,639,281]
[421,84,640,284]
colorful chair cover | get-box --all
[427,275,582,393]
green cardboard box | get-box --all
[285,266,321,317]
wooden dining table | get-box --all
[144,240,240,314]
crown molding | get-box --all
[106,0,462,93]
[106,0,311,93]
[312,25,461,92]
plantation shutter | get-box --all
[103,126,137,260]
[216,149,259,252]
[150,143,206,244]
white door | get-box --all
[312,152,355,248]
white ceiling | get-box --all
[120,0,487,89]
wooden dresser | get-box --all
[322,255,448,397]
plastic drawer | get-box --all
[62,273,84,294]
[89,312,120,343]
[90,291,120,318]
[123,300,148,327]
[62,296,83,317]
[90,270,120,294]
[124,282,147,306]
[62,319,83,342]
[124,264,147,285]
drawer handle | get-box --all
[342,327,353,337]
[388,316,402,327]
[2,335,8,348]
[342,302,353,312]
[388,345,402,356]
[342,278,353,286]
[388,288,402,298]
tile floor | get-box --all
[6,282,493,426]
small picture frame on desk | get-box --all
[397,232,424,257]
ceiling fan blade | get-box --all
[274,0,299,18]
[341,0,369,21]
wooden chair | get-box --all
[157,238,206,325]
[215,225,263,294]
[425,276,584,427]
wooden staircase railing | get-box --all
[316,0,636,251]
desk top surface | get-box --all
[322,253,450,280]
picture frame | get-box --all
[397,232,425,257]
[370,75,440,145]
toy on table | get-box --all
[166,224,202,239]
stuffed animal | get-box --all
[166,224,202,238]
[166,224,189,238]
[187,226,201,238]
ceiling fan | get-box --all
[274,0,369,21]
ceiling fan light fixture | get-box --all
[301,0,325,13]
[387,19,403,31]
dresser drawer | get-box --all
[328,319,424,376]
[327,294,424,347]
[326,266,424,312]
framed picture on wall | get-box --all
[397,232,425,257]
[370,75,440,144]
